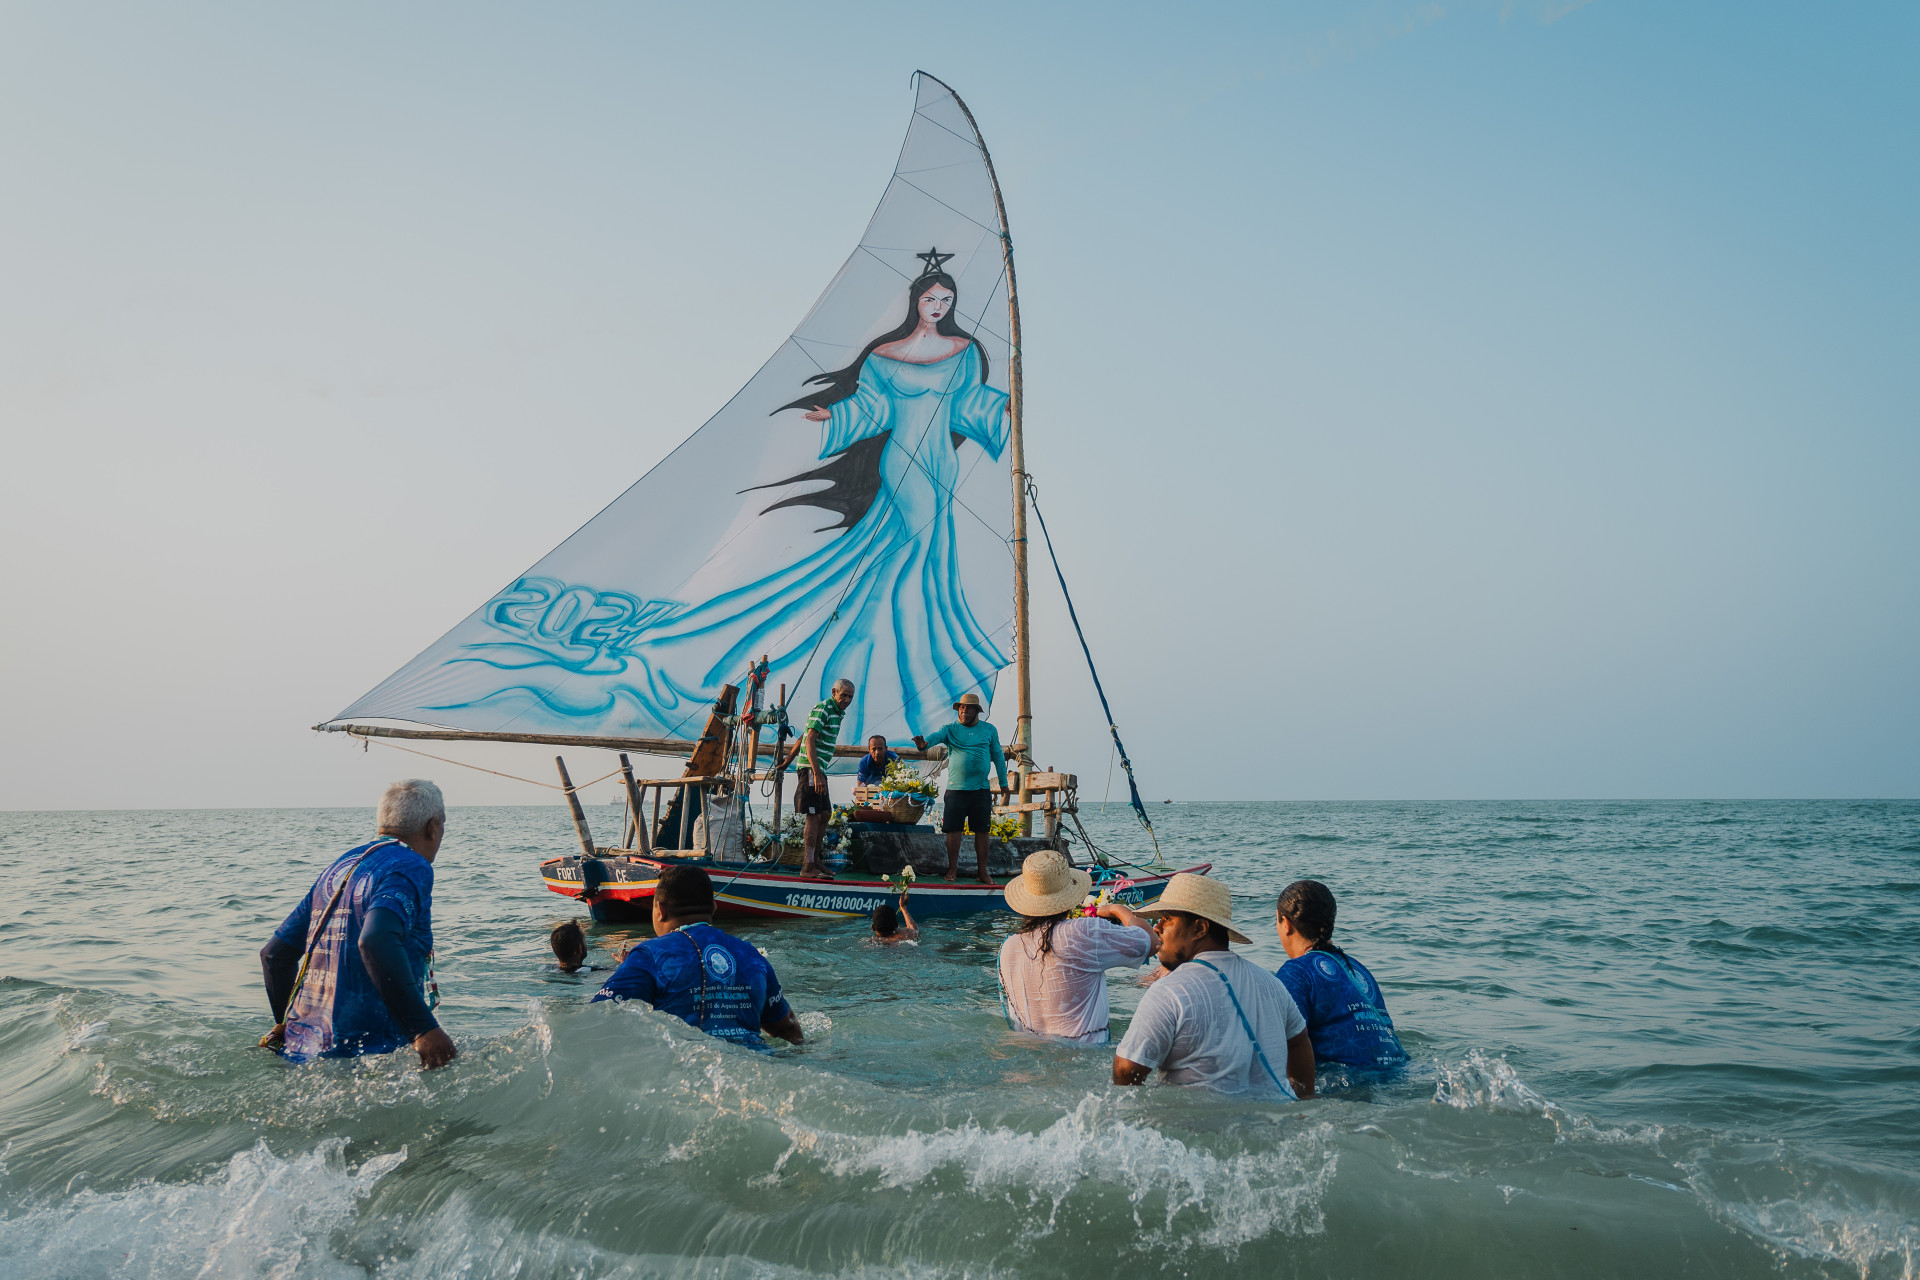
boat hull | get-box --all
[539,854,1210,923]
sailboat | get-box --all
[317,73,1207,921]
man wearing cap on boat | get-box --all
[913,691,1009,884]
[1113,873,1315,1099]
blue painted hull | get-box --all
[539,855,1209,923]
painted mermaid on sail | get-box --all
[424,256,1012,743]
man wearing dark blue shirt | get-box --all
[260,779,457,1069]
[593,865,804,1048]
[856,735,899,786]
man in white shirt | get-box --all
[1114,873,1315,1099]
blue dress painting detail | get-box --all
[434,269,1010,743]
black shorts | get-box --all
[941,788,994,834]
[795,773,831,817]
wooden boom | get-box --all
[316,721,940,761]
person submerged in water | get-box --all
[258,779,457,1069]
[549,920,605,973]
[591,865,804,1048]
[1274,879,1407,1076]
[871,894,918,945]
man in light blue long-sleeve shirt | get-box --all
[913,692,1009,883]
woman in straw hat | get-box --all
[1113,873,1315,1098]
[998,849,1160,1045]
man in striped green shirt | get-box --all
[782,678,854,876]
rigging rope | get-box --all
[1025,481,1165,867]
[347,733,626,795]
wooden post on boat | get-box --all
[555,756,595,858]
[618,754,651,857]
[740,656,767,802]
[769,682,788,862]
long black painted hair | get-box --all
[775,272,988,416]
[748,271,992,533]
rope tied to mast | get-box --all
[347,733,626,795]
[1024,479,1165,867]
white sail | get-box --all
[328,74,1015,752]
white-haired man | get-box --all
[259,779,458,1068]
[782,678,855,877]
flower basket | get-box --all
[886,796,927,825]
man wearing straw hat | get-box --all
[913,691,1008,884]
[999,850,1160,1044]
[1113,873,1315,1099]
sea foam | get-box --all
[789,1093,1337,1251]
[0,1138,403,1279]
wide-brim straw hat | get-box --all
[1004,849,1092,917]
[1139,872,1252,944]
[953,692,985,711]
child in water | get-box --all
[871,895,918,945]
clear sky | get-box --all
[2,1,1915,809]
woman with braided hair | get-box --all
[1275,880,1408,1074]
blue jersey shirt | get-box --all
[592,923,792,1048]
[271,839,435,1062]
[1276,948,1407,1071]
[856,750,900,784]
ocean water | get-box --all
[1,800,1916,1279]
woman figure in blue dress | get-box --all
[645,270,1010,738]
[1275,879,1408,1081]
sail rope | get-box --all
[1025,480,1164,866]
[346,733,626,795]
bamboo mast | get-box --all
[941,74,1034,834]
[554,757,596,858]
